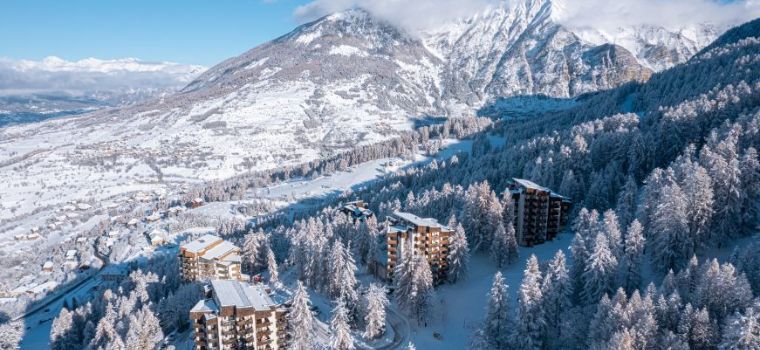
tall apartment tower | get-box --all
[507,178,572,246]
[190,280,288,350]
[385,211,452,284]
[180,234,245,282]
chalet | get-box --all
[339,200,374,221]
[42,261,54,272]
[148,229,168,246]
[191,197,204,208]
[145,212,162,222]
[77,203,92,211]
[506,178,572,246]
[65,249,78,262]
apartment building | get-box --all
[180,234,244,282]
[190,280,287,350]
[383,211,452,284]
[507,178,572,246]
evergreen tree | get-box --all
[330,300,355,350]
[447,223,470,283]
[289,281,315,350]
[50,307,78,350]
[491,222,510,268]
[124,305,163,350]
[242,230,266,273]
[266,245,280,287]
[515,255,545,350]
[719,306,760,350]
[651,183,691,271]
[583,233,618,304]
[329,240,359,316]
[601,210,623,257]
[0,321,23,350]
[620,220,645,292]
[363,283,389,340]
[615,176,638,228]
[740,147,760,228]
[541,251,572,348]
[395,238,435,324]
[483,272,513,349]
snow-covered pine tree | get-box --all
[515,255,545,350]
[329,240,359,316]
[569,232,589,302]
[601,210,622,257]
[651,183,692,271]
[616,176,638,228]
[90,303,122,350]
[50,307,78,350]
[242,230,266,273]
[620,219,645,293]
[719,306,760,350]
[505,213,519,265]
[124,305,163,350]
[266,245,280,287]
[363,283,389,339]
[739,147,760,228]
[483,271,513,349]
[680,160,714,247]
[541,250,572,348]
[0,321,22,350]
[447,223,470,283]
[288,281,315,350]
[700,136,742,244]
[330,299,355,350]
[491,222,510,268]
[394,237,416,313]
[582,233,618,305]
[410,253,435,324]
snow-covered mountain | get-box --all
[0,0,726,222]
[0,56,206,118]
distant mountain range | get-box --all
[0,56,206,125]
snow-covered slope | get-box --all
[0,1,723,223]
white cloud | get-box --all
[0,56,206,97]
[294,0,760,33]
[552,0,760,32]
[294,0,497,32]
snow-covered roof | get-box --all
[392,211,449,230]
[182,234,224,253]
[202,241,239,260]
[211,280,275,310]
[190,298,219,314]
[512,178,551,192]
[65,249,77,258]
[42,261,54,269]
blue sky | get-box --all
[0,0,312,66]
